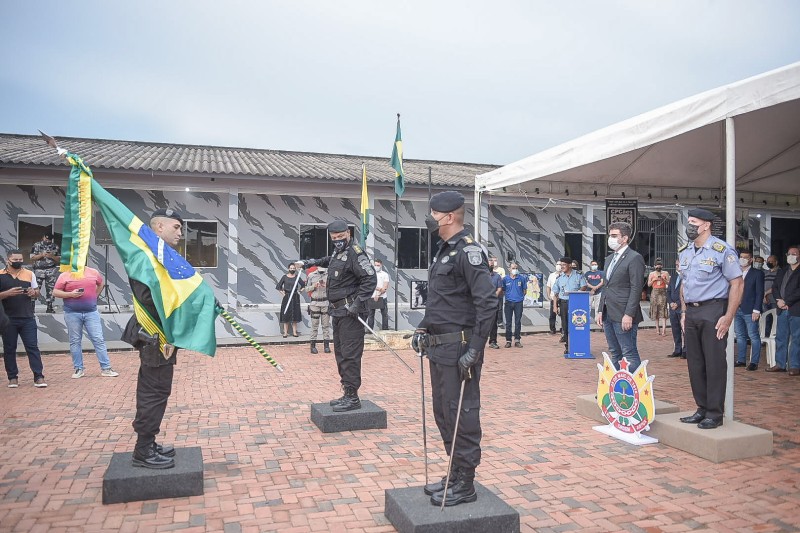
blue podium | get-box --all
[565,291,594,359]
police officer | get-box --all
[121,208,183,468]
[679,208,743,429]
[299,220,376,412]
[412,191,497,507]
[306,266,331,354]
[30,233,60,313]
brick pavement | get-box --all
[1,329,799,533]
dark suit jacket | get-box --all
[666,271,682,307]
[773,265,800,317]
[738,267,764,314]
[598,246,646,323]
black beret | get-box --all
[150,208,184,224]
[327,220,349,233]
[430,191,465,213]
[687,208,715,222]
[560,256,572,264]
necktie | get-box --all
[607,253,619,278]
[675,274,681,288]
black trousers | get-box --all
[684,301,728,420]
[669,307,684,354]
[367,298,389,330]
[132,358,174,452]
[429,359,482,471]
[332,314,365,390]
[559,299,570,350]
[549,299,559,333]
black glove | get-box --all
[458,347,481,381]
[411,328,427,355]
[346,299,361,318]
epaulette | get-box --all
[461,235,474,245]
[678,244,688,252]
[352,244,363,254]
[711,242,725,252]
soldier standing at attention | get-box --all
[412,191,497,507]
[679,208,743,430]
[30,233,60,313]
[306,266,331,354]
[299,220,376,412]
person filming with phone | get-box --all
[53,265,118,379]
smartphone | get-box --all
[76,288,85,293]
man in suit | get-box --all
[596,222,646,372]
[733,251,765,371]
[766,246,800,374]
[666,258,686,359]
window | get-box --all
[299,224,354,259]
[17,216,63,262]
[176,220,218,268]
[398,227,429,269]
[592,234,607,269]
[564,232,582,270]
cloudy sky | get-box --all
[2,1,798,165]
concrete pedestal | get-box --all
[102,447,204,504]
[385,483,519,533]
[310,399,387,433]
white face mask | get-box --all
[608,236,620,251]
[753,261,763,269]
[739,258,750,267]
[374,265,382,272]
[554,263,560,271]
[788,254,799,265]
[590,265,598,271]
[511,268,519,276]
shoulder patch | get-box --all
[678,244,687,252]
[712,242,725,252]
[352,244,363,254]
[467,251,484,266]
[462,245,482,254]
[357,255,375,276]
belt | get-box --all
[686,298,727,307]
[329,297,354,309]
[311,297,328,302]
[428,329,472,347]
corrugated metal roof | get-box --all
[0,133,499,188]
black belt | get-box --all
[686,298,727,307]
[329,297,354,309]
[428,329,472,347]
[311,297,328,302]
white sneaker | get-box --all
[72,368,85,379]
[34,377,47,388]
[101,368,119,377]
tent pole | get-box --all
[724,117,735,421]
[474,187,481,243]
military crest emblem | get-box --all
[594,353,658,445]
[571,309,588,327]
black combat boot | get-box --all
[430,467,477,507]
[155,442,176,458]
[423,466,457,495]
[310,342,318,354]
[329,386,346,406]
[323,340,331,353]
[332,386,361,412]
[46,304,55,313]
[132,443,175,469]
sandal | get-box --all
[282,333,288,338]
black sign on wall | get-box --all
[94,211,114,246]
[605,198,638,239]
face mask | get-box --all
[738,258,750,267]
[511,268,519,276]
[753,261,763,269]
[425,214,445,237]
[591,265,598,271]
[686,223,700,241]
[656,266,662,271]
[375,265,382,272]
[332,238,347,252]
[608,237,620,251]
[554,264,560,271]
[767,261,775,269]
[289,269,296,274]
[9,261,22,270]
[788,254,799,265]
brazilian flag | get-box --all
[390,117,405,197]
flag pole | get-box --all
[427,166,432,266]
[394,191,399,331]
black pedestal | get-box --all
[310,399,387,433]
[385,483,520,533]
[102,446,204,504]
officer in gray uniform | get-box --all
[300,220,376,412]
[678,208,743,429]
[412,191,497,507]
[306,267,331,354]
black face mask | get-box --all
[686,223,700,241]
[288,269,296,274]
[767,261,775,269]
[9,261,23,270]
[655,266,662,271]
[425,214,444,239]
[332,238,348,252]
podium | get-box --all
[565,291,593,359]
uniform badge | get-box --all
[700,258,717,266]
[726,254,736,263]
[341,253,348,262]
[432,257,437,263]
[335,271,339,277]
[441,256,450,264]
[449,251,457,256]
[467,252,482,266]
[712,242,725,252]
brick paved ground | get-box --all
[1,329,798,533]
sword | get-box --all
[283,269,303,316]
[440,369,469,510]
[358,316,415,373]
[419,349,429,486]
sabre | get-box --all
[358,316,414,373]
[440,370,469,511]
[419,348,429,486]
[283,268,303,316]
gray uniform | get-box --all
[679,236,741,420]
[306,269,331,342]
[30,240,59,307]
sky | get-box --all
[1,1,799,166]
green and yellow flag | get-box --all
[390,116,405,197]
[360,163,369,248]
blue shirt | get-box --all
[501,274,528,303]
[679,236,741,303]
[553,270,583,300]
[583,270,604,293]
[490,271,503,291]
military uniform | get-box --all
[306,268,331,353]
[679,208,742,427]
[30,238,60,312]
[307,221,376,411]
[416,191,497,507]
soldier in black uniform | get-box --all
[121,208,183,469]
[412,191,497,507]
[299,220,376,412]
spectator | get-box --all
[277,262,305,338]
[53,266,118,378]
[666,259,685,358]
[571,259,581,274]
[0,250,46,388]
[30,232,60,313]
[367,259,390,330]
[753,256,765,270]
[767,246,800,374]
[733,251,764,371]
[501,261,527,348]
[553,256,584,355]
[545,262,561,335]
[491,256,506,328]
[306,266,331,354]
[763,254,780,337]
[596,222,646,371]
[487,262,503,349]
[647,258,670,336]
[583,260,604,319]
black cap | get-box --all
[430,191,465,213]
[687,208,715,222]
[327,220,349,233]
[43,232,53,239]
[150,208,184,224]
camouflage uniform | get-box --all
[30,239,60,310]
[306,268,331,347]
